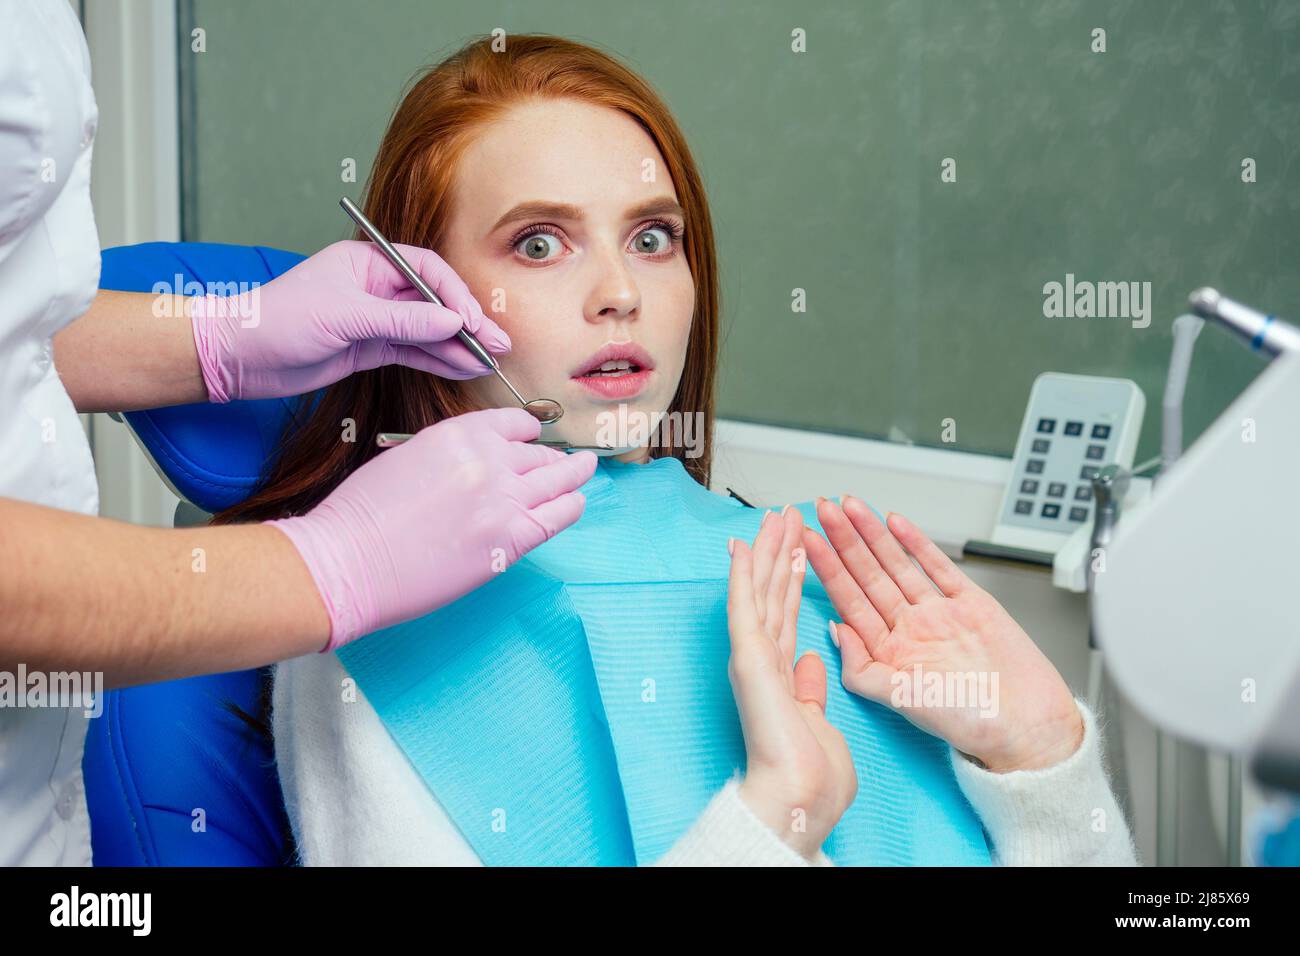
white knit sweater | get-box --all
[273,651,1138,866]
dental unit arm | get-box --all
[1092,290,1300,761]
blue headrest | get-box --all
[99,242,310,512]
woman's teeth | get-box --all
[583,360,641,377]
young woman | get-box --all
[219,34,1137,866]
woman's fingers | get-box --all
[728,539,791,730]
[841,495,939,605]
[764,508,803,644]
[779,542,806,675]
[885,512,968,598]
[830,620,898,705]
[727,538,760,647]
[749,511,783,625]
[796,651,860,812]
[801,526,889,656]
[793,650,828,712]
[815,498,909,628]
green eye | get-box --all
[517,232,562,260]
[633,226,671,254]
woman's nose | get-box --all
[583,245,640,323]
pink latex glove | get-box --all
[269,407,598,651]
[190,239,510,402]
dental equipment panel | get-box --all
[338,196,564,425]
[992,372,1145,554]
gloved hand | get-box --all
[269,407,598,651]
[190,239,510,403]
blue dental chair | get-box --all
[82,242,309,865]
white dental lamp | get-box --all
[1091,288,1300,864]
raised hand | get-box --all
[727,506,857,858]
[803,496,1083,774]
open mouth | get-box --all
[571,343,656,399]
[579,359,646,378]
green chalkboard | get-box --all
[180,0,1299,462]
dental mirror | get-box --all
[339,196,564,425]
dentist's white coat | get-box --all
[0,0,104,866]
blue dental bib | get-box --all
[336,455,991,866]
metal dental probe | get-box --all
[338,196,564,425]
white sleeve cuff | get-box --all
[949,697,1138,866]
[654,774,835,867]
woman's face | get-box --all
[439,98,695,462]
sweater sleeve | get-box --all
[653,772,835,867]
[949,697,1139,866]
[656,698,1135,867]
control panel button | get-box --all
[1031,438,1050,454]
[1091,424,1111,439]
[1069,506,1089,522]
[1036,418,1056,434]
[1047,482,1066,498]
[1080,465,1099,480]
[1020,479,1039,494]
[1075,485,1092,501]
[1026,459,1045,474]
[1085,444,1105,460]
[1064,421,1083,436]
[1041,503,1060,519]
[1014,500,1033,515]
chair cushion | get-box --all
[83,668,291,865]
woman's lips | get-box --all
[570,341,656,400]
[572,367,654,399]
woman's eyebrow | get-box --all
[488,196,685,235]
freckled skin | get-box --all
[438,99,696,462]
